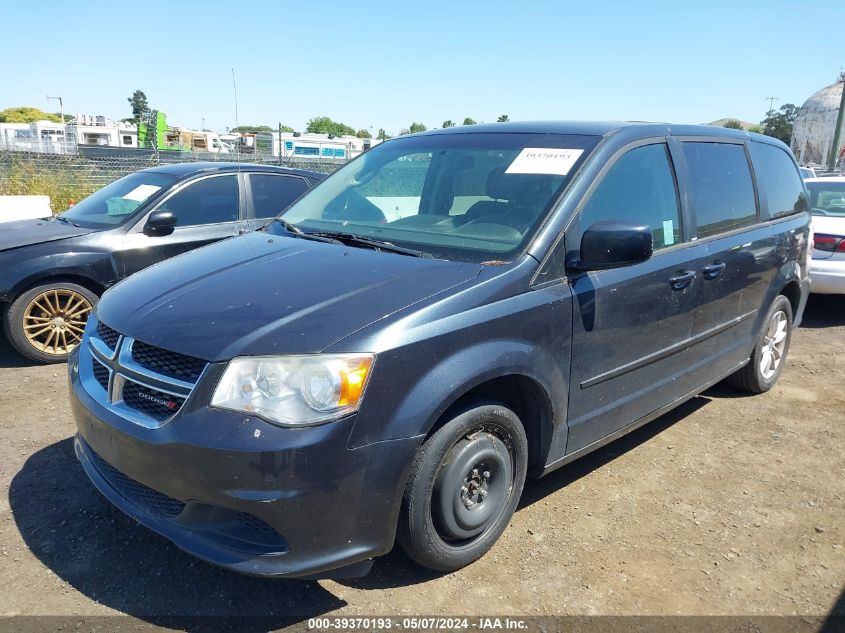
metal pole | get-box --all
[827,74,845,173]
[46,95,64,153]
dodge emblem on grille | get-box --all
[137,391,178,410]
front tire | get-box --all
[4,282,98,363]
[726,294,793,393]
[397,403,528,572]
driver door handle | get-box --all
[669,270,696,291]
[702,262,726,280]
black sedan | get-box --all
[0,162,324,363]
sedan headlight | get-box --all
[210,354,374,426]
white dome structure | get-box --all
[791,73,845,167]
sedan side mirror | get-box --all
[569,220,653,271]
[144,210,177,237]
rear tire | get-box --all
[397,403,528,572]
[4,281,98,364]
[726,295,793,394]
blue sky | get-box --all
[3,1,843,134]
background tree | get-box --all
[722,119,743,129]
[356,129,371,139]
[408,122,427,133]
[442,120,455,128]
[377,128,391,140]
[306,116,356,136]
[747,125,763,134]
[231,125,276,133]
[127,90,150,124]
[0,107,62,123]
[399,128,411,136]
[497,114,510,122]
[462,117,477,125]
[761,104,798,144]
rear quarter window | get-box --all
[682,142,757,238]
[748,142,807,219]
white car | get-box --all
[805,176,845,294]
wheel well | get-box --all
[780,281,800,317]
[431,375,554,476]
[18,275,105,301]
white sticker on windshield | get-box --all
[123,184,161,202]
[663,220,675,246]
[505,148,584,175]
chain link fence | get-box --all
[0,148,347,212]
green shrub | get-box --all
[0,158,98,212]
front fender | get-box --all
[0,250,118,301]
[347,288,573,458]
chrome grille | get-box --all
[96,321,120,350]
[84,320,208,428]
[131,340,206,382]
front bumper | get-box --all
[810,258,845,295]
[68,350,421,578]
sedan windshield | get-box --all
[277,132,600,262]
[806,181,845,217]
[59,171,176,228]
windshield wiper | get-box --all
[53,215,80,227]
[306,230,432,258]
[270,218,343,245]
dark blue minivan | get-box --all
[67,122,811,578]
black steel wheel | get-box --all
[397,403,527,572]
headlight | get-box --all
[210,354,374,426]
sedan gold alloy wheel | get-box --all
[22,289,92,356]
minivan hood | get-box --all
[97,232,483,360]
[0,218,96,251]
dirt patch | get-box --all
[0,296,843,624]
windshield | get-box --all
[59,171,176,228]
[277,132,600,262]
[806,181,845,217]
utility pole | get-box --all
[46,95,65,154]
[827,73,845,173]
[46,94,64,123]
[765,96,778,113]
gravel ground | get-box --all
[0,295,842,627]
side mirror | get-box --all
[570,220,653,271]
[144,210,177,236]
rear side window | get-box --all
[250,174,309,218]
[748,142,807,219]
[579,143,681,250]
[161,175,239,226]
[682,142,757,238]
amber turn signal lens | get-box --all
[339,357,373,406]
